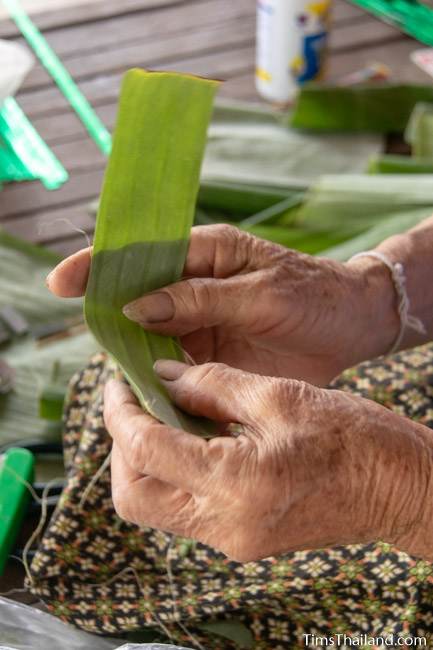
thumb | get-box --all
[46,247,92,298]
[154,360,275,427]
[123,276,255,336]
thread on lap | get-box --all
[79,451,112,509]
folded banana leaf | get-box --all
[85,69,218,437]
[297,174,433,233]
[368,155,433,174]
[203,99,382,188]
[291,85,433,133]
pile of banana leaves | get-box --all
[197,87,433,257]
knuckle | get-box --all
[210,222,241,241]
[128,419,153,473]
[186,362,230,393]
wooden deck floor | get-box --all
[0,0,431,259]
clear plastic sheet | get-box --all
[116,646,193,649]
[0,597,118,650]
[0,598,194,650]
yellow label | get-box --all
[256,66,272,82]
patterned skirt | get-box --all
[29,346,433,649]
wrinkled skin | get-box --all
[105,361,432,562]
[47,224,397,386]
[48,224,433,561]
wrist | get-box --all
[361,403,433,560]
[344,256,400,361]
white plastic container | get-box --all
[0,39,33,107]
[256,0,332,104]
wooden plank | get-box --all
[19,13,256,91]
[332,0,367,22]
[46,234,93,256]
[17,3,401,94]
[16,44,254,119]
[0,168,104,220]
[329,16,406,51]
[329,37,431,83]
[9,0,376,70]
[1,201,95,244]
[0,0,374,41]
[16,12,408,123]
[13,0,255,63]
[0,0,196,38]
[52,138,106,172]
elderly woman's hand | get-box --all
[47,224,398,386]
[105,360,433,562]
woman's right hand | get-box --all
[105,360,433,562]
[47,224,398,385]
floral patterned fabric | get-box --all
[29,347,433,649]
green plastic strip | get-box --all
[3,0,112,156]
[0,97,68,189]
[85,69,218,437]
[0,448,34,575]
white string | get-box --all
[38,218,92,249]
[79,451,112,509]
[349,250,427,354]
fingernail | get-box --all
[123,292,174,324]
[45,271,53,287]
[154,360,189,381]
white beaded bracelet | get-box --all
[349,250,426,355]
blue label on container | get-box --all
[291,1,330,84]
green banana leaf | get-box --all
[368,155,433,174]
[297,174,433,233]
[85,69,218,437]
[0,229,96,448]
[203,100,382,189]
[321,208,432,261]
[243,224,350,253]
[198,180,297,217]
[405,102,433,158]
[291,84,433,133]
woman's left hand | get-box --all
[105,362,433,562]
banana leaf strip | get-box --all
[368,154,433,174]
[85,69,218,437]
[203,99,381,187]
[405,102,433,158]
[198,180,294,216]
[243,224,350,254]
[291,84,433,133]
[297,174,433,233]
[321,208,432,261]
[240,194,304,227]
